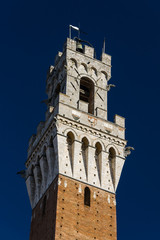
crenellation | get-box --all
[84,45,94,58]
[78,99,89,112]
[101,52,112,66]
[96,107,107,120]
[65,38,76,51]
[114,114,125,128]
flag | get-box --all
[69,25,79,31]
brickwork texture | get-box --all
[30,174,117,240]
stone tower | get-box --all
[25,37,131,240]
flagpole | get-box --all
[69,25,71,39]
[103,38,106,53]
[69,25,80,39]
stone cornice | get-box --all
[57,115,127,146]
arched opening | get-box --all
[67,132,75,174]
[108,147,116,188]
[81,137,89,178]
[43,146,47,158]
[70,58,77,68]
[52,83,61,105]
[49,136,54,148]
[80,77,94,114]
[91,67,97,77]
[84,187,90,207]
[95,142,102,184]
[55,83,61,96]
[101,71,108,81]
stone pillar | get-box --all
[115,156,125,191]
[39,155,48,193]
[26,174,36,209]
[53,137,58,178]
[73,140,81,178]
[101,151,108,189]
[46,146,55,185]
[33,164,42,201]
[87,146,95,184]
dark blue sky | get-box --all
[0,0,160,239]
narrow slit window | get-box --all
[95,142,102,183]
[82,137,89,178]
[67,132,74,174]
[108,147,116,188]
[84,187,91,207]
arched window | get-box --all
[70,58,77,68]
[108,147,116,188]
[84,187,91,206]
[49,136,54,148]
[101,71,108,81]
[80,77,94,114]
[95,142,102,183]
[91,67,97,77]
[67,132,75,173]
[52,83,61,105]
[82,137,89,178]
[43,146,47,157]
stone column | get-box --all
[33,164,42,201]
[88,146,95,184]
[115,156,125,191]
[39,155,48,193]
[73,140,82,179]
[101,151,108,189]
[46,146,55,185]
[53,136,58,178]
[88,145,101,187]
[26,174,36,209]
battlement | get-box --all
[64,38,111,66]
[47,38,112,83]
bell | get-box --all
[76,42,83,53]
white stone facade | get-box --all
[25,38,127,209]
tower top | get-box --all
[25,37,129,209]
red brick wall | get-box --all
[29,175,117,240]
[29,176,58,240]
